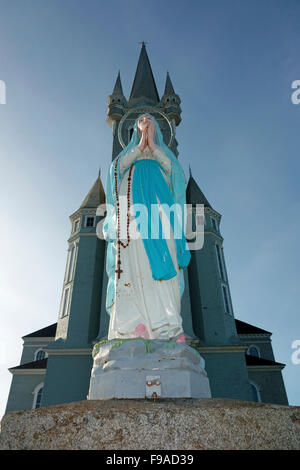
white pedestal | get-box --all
[88,338,211,399]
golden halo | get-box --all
[118,107,174,149]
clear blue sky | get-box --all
[0,0,299,416]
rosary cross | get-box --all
[115,266,123,279]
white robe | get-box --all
[107,146,183,341]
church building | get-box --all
[5,44,288,413]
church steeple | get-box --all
[80,172,105,209]
[106,71,127,127]
[164,71,175,95]
[186,169,212,209]
[129,42,160,106]
[160,71,182,125]
[112,71,123,95]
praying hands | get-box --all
[137,115,156,153]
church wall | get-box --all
[191,240,225,344]
[238,336,276,362]
[201,351,252,401]
[20,344,42,365]
[97,263,110,340]
[223,313,239,342]
[187,241,206,341]
[247,369,289,405]
[41,354,93,407]
[5,374,45,413]
[88,237,106,343]
[55,315,69,341]
[63,236,104,347]
[256,341,276,361]
[19,340,52,365]
[179,268,196,338]
[189,231,238,345]
[187,247,204,341]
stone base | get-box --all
[88,338,211,399]
[0,399,299,450]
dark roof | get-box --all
[80,174,105,209]
[23,323,57,338]
[235,319,272,335]
[129,43,159,106]
[112,71,124,95]
[9,358,48,370]
[164,72,175,95]
[245,354,285,367]
[186,175,212,208]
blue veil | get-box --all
[103,113,190,315]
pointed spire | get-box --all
[164,71,175,95]
[186,173,212,209]
[112,71,123,95]
[189,164,192,178]
[129,43,159,106]
[80,173,105,209]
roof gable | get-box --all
[23,323,57,339]
[186,175,212,208]
[235,319,271,335]
[9,358,48,370]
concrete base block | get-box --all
[88,338,211,399]
[89,369,211,399]
[1,399,299,450]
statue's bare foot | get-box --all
[175,333,186,343]
[132,323,150,339]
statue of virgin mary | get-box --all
[102,113,191,343]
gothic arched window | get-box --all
[250,382,261,403]
[32,383,44,409]
[215,244,226,282]
[248,345,260,357]
[35,349,45,361]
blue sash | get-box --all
[132,159,190,280]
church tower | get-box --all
[107,42,181,160]
[40,174,107,407]
[187,169,238,345]
[5,44,288,413]
[186,170,253,399]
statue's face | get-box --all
[137,114,155,134]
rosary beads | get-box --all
[114,157,134,280]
